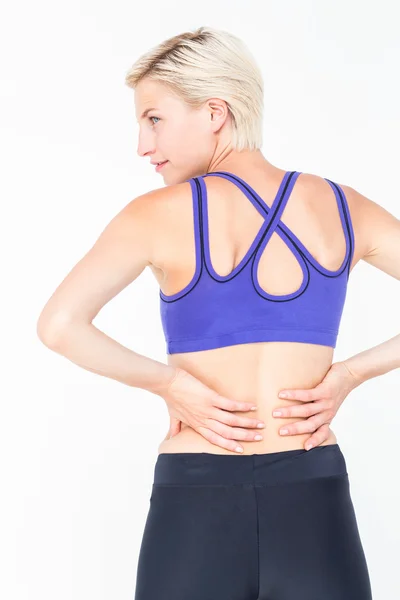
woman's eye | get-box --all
[150,116,160,125]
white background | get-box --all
[2,1,399,599]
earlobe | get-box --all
[210,113,227,134]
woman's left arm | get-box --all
[273,184,400,450]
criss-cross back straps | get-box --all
[195,171,300,281]
[201,170,354,279]
[203,170,298,219]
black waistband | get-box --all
[153,443,347,486]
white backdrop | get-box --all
[2,1,399,599]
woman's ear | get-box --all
[208,98,229,132]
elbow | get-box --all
[36,310,72,349]
[36,320,58,349]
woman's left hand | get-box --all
[273,361,361,451]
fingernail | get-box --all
[257,422,265,428]
[279,392,289,398]
[280,429,289,435]
[305,443,313,451]
[273,411,282,417]
[251,406,257,411]
[254,435,263,441]
[235,446,244,453]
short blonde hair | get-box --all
[124,26,264,152]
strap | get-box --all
[251,172,301,250]
[192,171,300,281]
[271,171,301,224]
[203,170,294,217]
[189,177,205,266]
[324,179,355,277]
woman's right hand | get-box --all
[158,367,266,453]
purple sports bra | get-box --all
[159,170,354,354]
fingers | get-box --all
[272,400,326,419]
[304,423,331,451]
[197,426,249,454]
[206,418,265,443]
[211,396,266,430]
[212,407,266,430]
[276,412,331,437]
[278,387,323,402]
[212,395,258,413]
[198,418,331,453]
[201,392,333,453]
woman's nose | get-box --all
[137,130,156,158]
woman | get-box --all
[37,26,400,599]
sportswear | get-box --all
[159,170,354,354]
[134,444,372,599]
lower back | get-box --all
[158,341,338,455]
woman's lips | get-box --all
[155,160,168,172]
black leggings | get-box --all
[134,444,373,600]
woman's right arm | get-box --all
[37,190,264,453]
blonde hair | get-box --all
[124,26,264,151]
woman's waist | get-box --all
[157,421,338,456]
[163,349,336,456]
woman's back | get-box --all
[147,163,361,454]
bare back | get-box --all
[148,165,363,455]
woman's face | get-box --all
[134,78,221,185]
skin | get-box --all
[37,77,400,456]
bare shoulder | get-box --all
[141,180,193,205]
[118,180,192,242]
[131,180,193,222]
[337,182,400,279]
[126,181,193,270]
